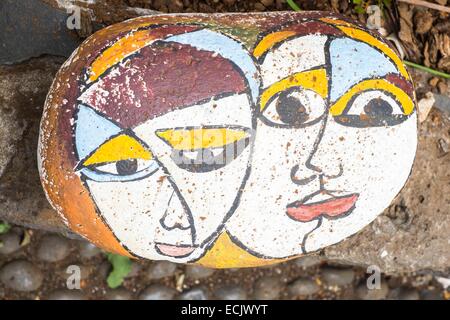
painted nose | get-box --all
[159,191,191,231]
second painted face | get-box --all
[226,25,417,259]
[74,29,258,262]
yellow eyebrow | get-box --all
[319,17,356,28]
[156,128,250,151]
[335,26,410,80]
[253,31,298,59]
[83,134,153,166]
[89,30,159,83]
[329,78,415,116]
[260,68,328,111]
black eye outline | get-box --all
[258,86,327,129]
[169,137,251,173]
[155,125,252,173]
[84,158,160,178]
[333,90,410,128]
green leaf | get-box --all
[355,6,366,14]
[106,253,132,289]
[382,0,392,7]
[0,222,11,235]
[353,0,362,4]
[286,0,302,11]
[404,61,450,79]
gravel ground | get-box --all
[0,226,447,300]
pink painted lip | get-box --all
[155,243,196,258]
[286,193,359,222]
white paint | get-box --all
[260,35,327,88]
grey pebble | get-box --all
[355,281,389,300]
[126,261,143,278]
[0,260,43,292]
[179,286,210,300]
[37,234,70,262]
[97,260,112,280]
[294,255,322,269]
[104,288,133,300]
[253,276,284,300]
[320,267,355,287]
[389,287,420,300]
[185,265,215,279]
[78,241,102,259]
[215,285,247,300]
[288,278,320,296]
[139,285,176,300]
[145,261,177,279]
[420,289,443,300]
[0,231,22,255]
[46,289,87,300]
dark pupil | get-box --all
[116,159,138,175]
[364,98,393,116]
[276,92,309,125]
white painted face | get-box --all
[77,93,253,263]
[226,34,417,258]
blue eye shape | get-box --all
[79,159,160,182]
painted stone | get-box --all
[38,12,417,268]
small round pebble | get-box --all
[288,278,320,296]
[126,261,143,278]
[145,261,177,279]
[179,286,210,300]
[0,260,44,292]
[97,260,112,280]
[78,241,102,259]
[0,231,22,255]
[253,276,284,300]
[320,267,355,287]
[420,289,443,300]
[185,265,215,279]
[139,285,176,300]
[294,255,322,269]
[104,288,133,300]
[46,289,87,300]
[355,280,389,300]
[37,234,71,262]
[215,285,247,300]
[390,287,420,300]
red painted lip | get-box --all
[155,243,196,258]
[286,193,359,222]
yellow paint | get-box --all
[253,30,297,58]
[89,30,158,83]
[319,17,355,27]
[337,26,410,80]
[260,68,328,111]
[197,232,289,268]
[83,134,152,166]
[156,128,249,150]
[329,78,415,116]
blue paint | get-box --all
[329,38,398,103]
[75,104,122,161]
[165,29,260,105]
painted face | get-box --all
[74,29,259,262]
[225,24,417,258]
